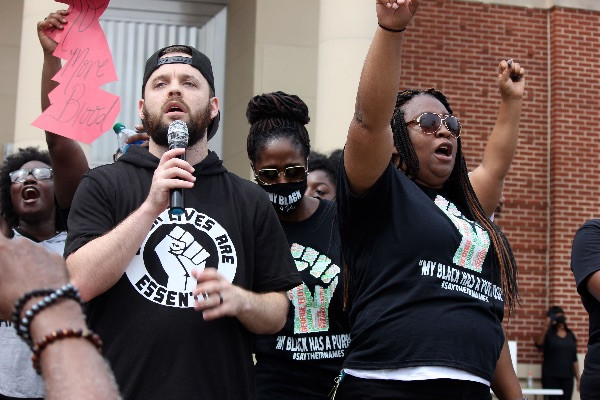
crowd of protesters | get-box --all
[1,1,598,400]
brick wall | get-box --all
[400,0,600,364]
[549,5,600,358]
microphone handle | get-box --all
[169,150,186,215]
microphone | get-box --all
[167,120,189,216]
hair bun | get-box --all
[246,91,310,126]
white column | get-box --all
[0,0,23,153]
[314,1,376,152]
[13,0,61,150]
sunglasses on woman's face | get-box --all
[9,167,53,183]
[405,112,461,139]
[255,165,307,185]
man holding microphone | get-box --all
[64,43,300,399]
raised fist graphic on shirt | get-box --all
[434,196,490,273]
[155,226,210,292]
[288,243,340,334]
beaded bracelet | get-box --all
[378,23,406,33]
[17,284,83,346]
[12,288,55,333]
[31,328,103,374]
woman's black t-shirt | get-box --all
[255,199,349,399]
[337,161,505,383]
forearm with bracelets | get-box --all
[12,283,103,374]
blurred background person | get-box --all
[534,306,580,400]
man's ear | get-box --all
[209,97,219,120]
[138,99,145,121]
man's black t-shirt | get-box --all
[255,199,350,399]
[571,220,600,394]
[337,161,505,383]
[65,147,301,400]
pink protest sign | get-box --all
[32,0,120,144]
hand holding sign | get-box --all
[38,9,69,56]
[32,0,120,144]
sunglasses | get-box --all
[255,165,307,185]
[9,167,53,183]
[405,112,461,139]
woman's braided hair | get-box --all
[246,91,310,164]
[393,89,520,313]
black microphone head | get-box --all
[168,120,189,149]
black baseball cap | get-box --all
[142,45,220,140]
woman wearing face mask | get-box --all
[246,91,350,399]
[534,306,580,399]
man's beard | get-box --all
[142,101,213,147]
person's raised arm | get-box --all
[0,236,121,400]
[66,148,195,301]
[38,10,89,210]
[469,60,525,217]
[344,0,419,196]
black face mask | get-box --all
[259,179,307,215]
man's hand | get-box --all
[498,59,525,100]
[0,236,69,319]
[193,268,289,333]
[376,0,419,31]
[192,268,247,320]
[38,10,68,56]
[142,148,195,216]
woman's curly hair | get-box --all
[0,147,51,229]
[307,151,335,181]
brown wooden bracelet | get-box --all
[31,328,103,374]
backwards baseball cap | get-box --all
[142,45,220,140]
